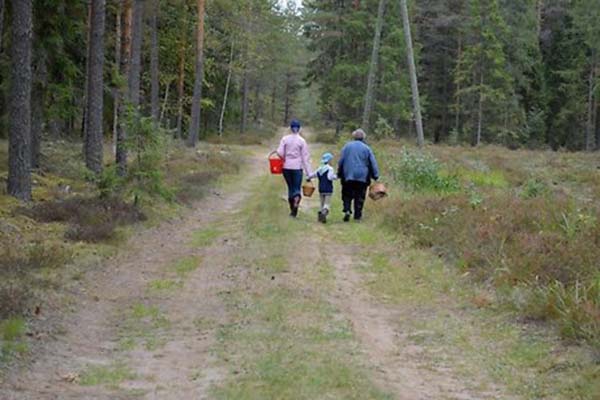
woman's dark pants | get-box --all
[342,180,369,220]
[283,169,303,215]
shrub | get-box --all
[383,191,600,349]
[388,148,460,193]
[313,129,338,144]
[373,117,395,139]
[19,197,146,242]
[521,177,548,198]
[0,241,73,318]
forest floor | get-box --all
[0,130,596,399]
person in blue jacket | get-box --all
[337,129,380,222]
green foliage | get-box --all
[379,143,600,351]
[520,177,548,198]
[0,318,28,362]
[79,363,135,387]
[373,117,395,139]
[124,109,173,203]
[389,149,460,193]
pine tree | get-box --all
[7,0,33,201]
[187,0,206,147]
[456,0,514,146]
[84,0,106,174]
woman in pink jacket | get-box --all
[276,120,312,217]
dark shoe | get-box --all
[318,211,325,223]
[343,212,351,222]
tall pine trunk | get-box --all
[362,0,387,132]
[585,53,596,151]
[8,0,32,201]
[454,35,463,135]
[219,40,234,137]
[240,66,249,134]
[176,23,186,139]
[128,0,143,109]
[0,0,5,51]
[283,73,291,126]
[117,0,132,176]
[150,0,160,125]
[31,46,46,170]
[112,0,122,156]
[84,0,106,174]
[474,70,484,147]
[400,0,424,147]
[187,0,206,147]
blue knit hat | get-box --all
[290,119,301,132]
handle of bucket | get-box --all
[268,151,282,160]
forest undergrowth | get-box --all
[369,141,600,354]
[0,136,249,370]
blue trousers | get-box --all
[282,169,303,200]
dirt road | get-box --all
[0,136,542,399]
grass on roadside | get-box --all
[79,362,136,388]
[117,303,171,351]
[211,176,392,400]
[338,205,600,400]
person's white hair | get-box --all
[352,128,366,140]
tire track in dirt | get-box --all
[0,148,267,400]
[325,246,482,400]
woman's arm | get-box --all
[276,136,286,159]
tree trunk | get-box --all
[31,45,47,170]
[187,0,206,147]
[150,0,160,125]
[536,0,543,39]
[219,40,234,137]
[0,0,5,51]
[595,100,600,151]
[283,73,291,126]
[117,0,132,176]
[7,0,32,201]
[128,0,143,108]
[81,2,93,139]
[176,28,186,139]
[254,81,262,123]
[474,71,484,147]
[84,0,106,174]
[270,84,276,122]
[399,0,424,147]
[240,67,249,134]
[160,79,170,125]
[585,54,596,151]
[454,35,462,135]
[362,0,387,132]
[112,0,122,156]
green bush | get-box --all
[383,192,600,349]
[389,149,459,193]
[373,117,395,139]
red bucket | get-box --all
[268,151,284,175]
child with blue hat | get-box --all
[307,152,338,223]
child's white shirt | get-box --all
[309,165,337,181]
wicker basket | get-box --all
[369,182,388,201]
[302,182,315,197]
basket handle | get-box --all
[268,151,282,160]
